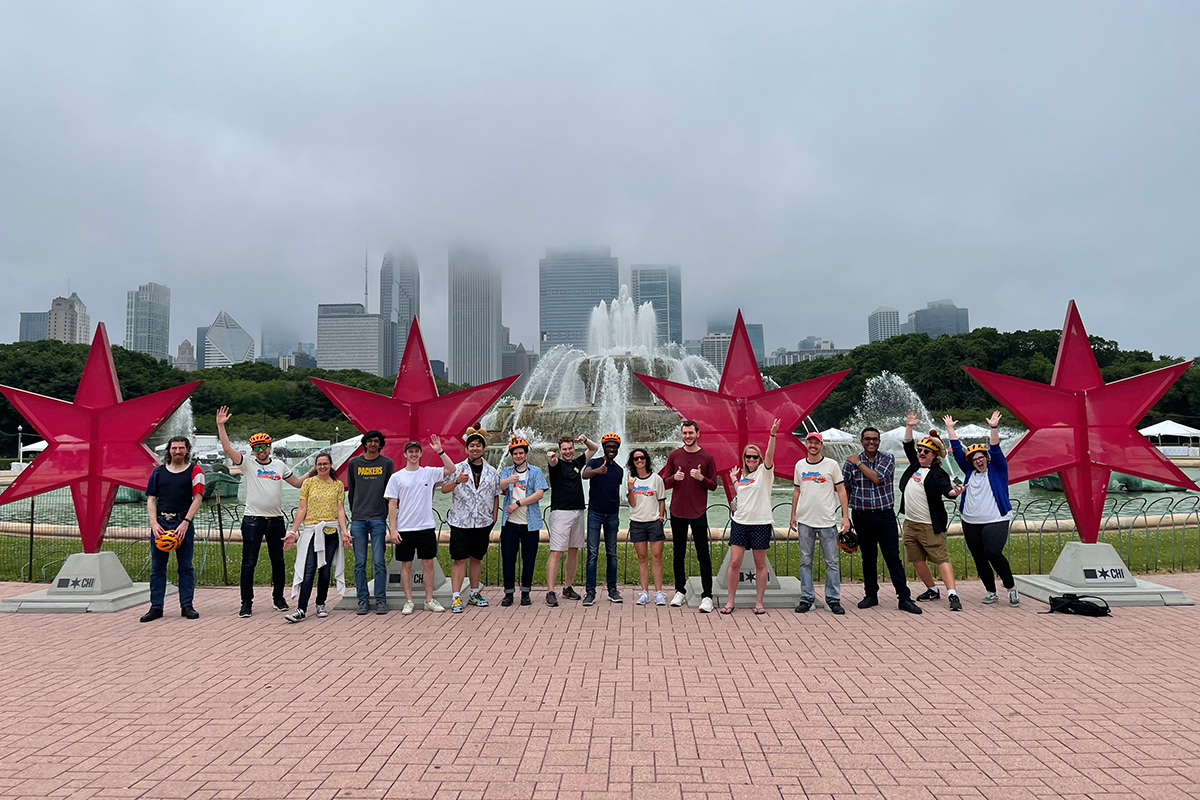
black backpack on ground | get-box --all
[1043,593,1111,617]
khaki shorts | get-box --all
[903,520,949,565]
[548,509,585,552]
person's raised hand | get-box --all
[674,467,686,482]
[455,470,470,484]
[595,460,608,474]
[943,415,958,430]
[689,467,703,481]
[216,406,232,426]
[905,409,920,428]
[988,410,1002,428]
[627,476,635,491]
[770,418,781,436]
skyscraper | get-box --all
[700,332,732,371]
[868,306,901,343]
[448,246,502,386]
[19,311,48,342]
[708,319,765,364]
[538,247,619,352]
[379,248,420,376]
[202,311,256,368]
[125,282,170,360]
[630,264,682,346]
[49,293,91,344]
[910,300,970,337]
[195,327,208,370]
[316,303,388,376]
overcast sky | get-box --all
[2,1,1197,364]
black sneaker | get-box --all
[284,609,306,623]
[180,606,199,620]
[520,591,531,606]
[546,591,559,607]
[827,601,845,615]
[857,595,879,609]
[916,588,940,602]
[501,593,514,607]
[356,601,370,616]
[376,600,389,615]
[273,601,290,612]
[562,586,581,600]
[239,604,252,618]
[898,598,924,614]
[948,593,963,612]
[139,607,163,623]
[582,592,596,606]
[794,600,812,613]
[609,589,622,604]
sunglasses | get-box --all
[916,448,935,456]
[744,454,761,460]
[633,455,646,461]
[252,444,270,452]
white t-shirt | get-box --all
[903,468,932,524]
[732,465,775,525]
[384,466,446,531]
[629,473,665,523]
[509,469,529,526]
[960,473,1010,524]
[792,457,845,529]
[243,456,292,518]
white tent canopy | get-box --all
[819,427,856,443]
[274,433,319,446]
[1140,420,1200,438]
[954,423,993,439]
[22,439,48,453]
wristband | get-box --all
[436,450,445,456]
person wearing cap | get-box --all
[900,410,964,611]
[544,434,598,606]
[581,433,624,605]
[346,429,395,615]
[788,430,850,615]
[945,411,1018,606]
[660,419,719,613]
[385,434,457,614]
[497,437,548,607]
[442,426,502,612]
[721,419,781,615]
[217,406,310,619]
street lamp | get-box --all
[16,425,22,464]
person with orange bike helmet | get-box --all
[581,433,624,605]
[497,436,548,606]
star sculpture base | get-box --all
[0,551,171,613]
[684,544,808,609]
[332,551,454,611]
[1015,542,1193,607]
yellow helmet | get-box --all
[916,436,943,455]
[965,443,989,460]
[601,432,621,445]
[508,437,530,453]
[155,530,182,552]
[248,432,272,447]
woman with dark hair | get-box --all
[945,411,1018,606]
[625,448,666,605]
[900,411,964,611]
[284,452,348,622]
[721,419,780,615]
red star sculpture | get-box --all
[965,301,1196,543]
[0,324,202,552]
[311,318,518,471]
[635,312,849,500]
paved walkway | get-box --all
[1,576,1199,800]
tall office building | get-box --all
[174,339,198,372]
[260,326,302,361]
[19,311,48,342]
[379,248,420,375]
[124,282,170,360]
[316,303,387,376]
[868,306,901,343]
[909,299,970,337]
[538,247,619,352]
[708,319,765,364]
[630,264,682,346]
[48,293,91,344]
[700,333,733,372]
[202,311,256,368]
[195,327,209,370]
[501,326,538,395]
[447,246,502,386]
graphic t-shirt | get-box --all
[384,466,446,531]
[548,455,587,510]
[347,454,394,520]
[300,476,345,532]
[792,457,845,529]
[508,469,529,525]
[585,457,623,514]
[733,465,775,525]
[629,473,665,523]
[146,464,205,515]
[243,456,292,517]
[903,468,932,524]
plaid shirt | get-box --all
[842,450,896,511]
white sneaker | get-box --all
[698,597,714,613]
[315,604,327,617]
[427,599,446,612]
[401,601,414,615]
[636,591,649,605]
[1008,588,1020,606]
[670,591,686,607]
[654,591,666,606]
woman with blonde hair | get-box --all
[721,419,780,615]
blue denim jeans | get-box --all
[240,515,286,607]
[797,523,841,604]
[150,516,194,608]
[351,518,389,603]
[586,509,620,594]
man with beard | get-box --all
[140,436,205,622]
[661,420,718,613]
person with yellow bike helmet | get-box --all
[945,411,1019,606]
[899,411,965,611]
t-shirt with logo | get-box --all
[384,466,447,531]
[903,468,932,524]
[629,473,665,523]
[732,465,775,525]
[791,456,845,529]
[347,454,395,521]
[243,456,293,517]
[508,469,529,525]
[548,455,587,510]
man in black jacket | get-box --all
[899,411,964,611]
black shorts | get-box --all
[449,525,492,561]
[396,528,437,562]
[729,521,772,551]
[628,519,666,543]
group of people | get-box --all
[138,407,1020,623]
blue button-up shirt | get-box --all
[498,464,549,530]
[842,450,896,511]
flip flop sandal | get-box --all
[753,607,767,615]
[719,606,735,614]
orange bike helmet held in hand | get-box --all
[155,530,182,552]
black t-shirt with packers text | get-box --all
[548,455,587,510]
[347,454,395,520]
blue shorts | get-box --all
[729,521,772,551]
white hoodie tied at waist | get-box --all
[289,521,347,599]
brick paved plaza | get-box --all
[1,576,1198,800]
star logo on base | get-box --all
[311,318,518,470]
[0,323,202,552]
[964,301,1196,543]
[634,311,849,499]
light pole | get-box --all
[335,425,339,444]
[16,425,22,464]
